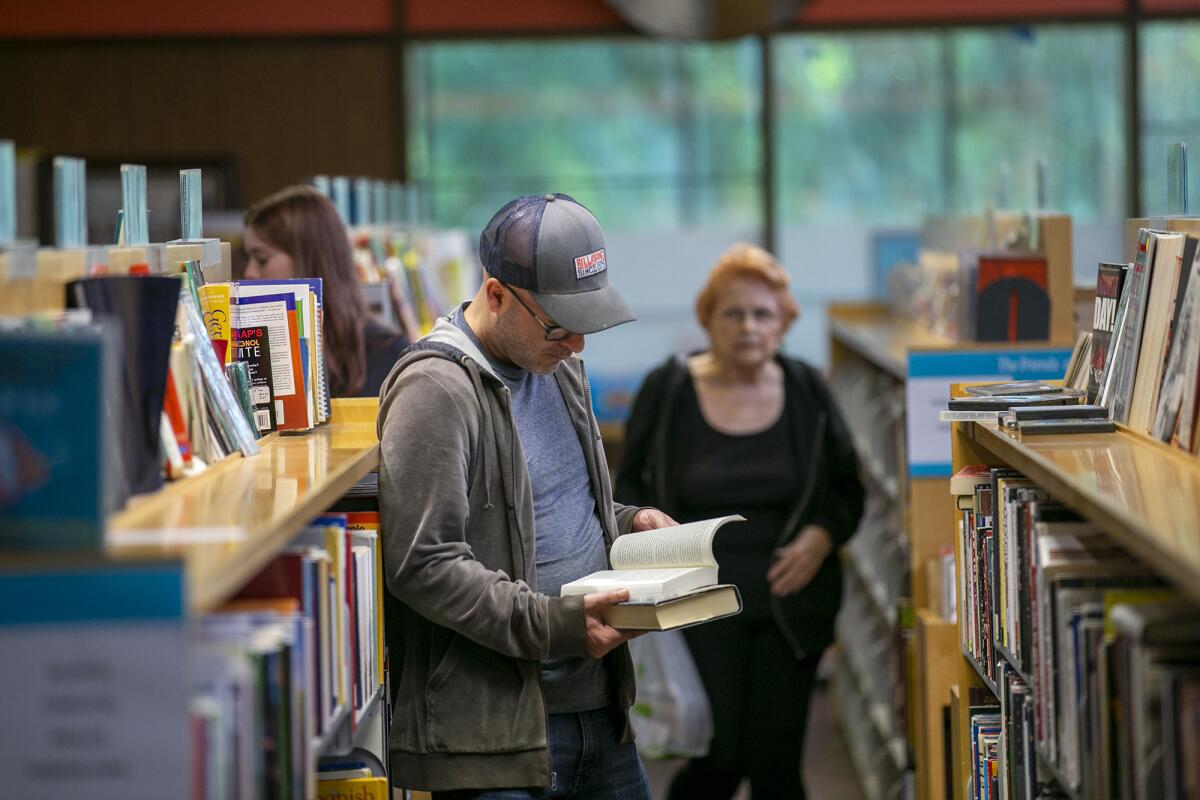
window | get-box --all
[1140,20,1200,215]
[772,25,1126,228]
[407,39,762,235]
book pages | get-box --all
[609,515,743,571]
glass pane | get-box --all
[953,24,1126,223]
[406,38,764,392]
[407,38,762,235]
[1140,20,1200,216]
[773,31,945,228]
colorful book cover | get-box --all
[0,325,112,548]
[291,277,329,424]
[974,253,1050,342]
[233,324,277,435]
[231,289,309,431]
[197,282,233,364]
[238,280,317,429]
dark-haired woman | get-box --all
[243,185,409,397]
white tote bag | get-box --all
[628,629,714,759]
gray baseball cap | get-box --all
[478,193,636,335]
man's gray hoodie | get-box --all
[376,316,640,791]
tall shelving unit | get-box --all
[828,213,1077,800]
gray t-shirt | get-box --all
[453,309,610,712]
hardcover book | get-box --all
[1089,262,1129,403]
[1129,233,1186,432]
[561,515,743,602]
[973,253,1050,342]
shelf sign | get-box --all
[905,347,1072,478]
[0,562,188,799]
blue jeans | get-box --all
[431,707,651,800]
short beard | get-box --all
[493,305,561,375]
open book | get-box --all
[560,515,744,630]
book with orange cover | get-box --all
[231,288,310,431]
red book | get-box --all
[235,552,304,604]
[162,367,192,465]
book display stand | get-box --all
[829,212,1076,800]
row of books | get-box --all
[190,512,385,800]
[1090,228,1200,450]
[953,464,1200,799]
[351,226,477,341]
[195,277,331,437]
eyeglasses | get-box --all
[499,281,574,341]
[716,307,780,326]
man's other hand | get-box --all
[631,508,677,532]
[583,588,638,658]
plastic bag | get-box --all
[628,630,713,759]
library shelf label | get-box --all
[0,562,188,799]
[906,348,1072,477]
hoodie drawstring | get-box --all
[463,358,496,511]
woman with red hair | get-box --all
[243,185,409,397]
[616,243,864,799]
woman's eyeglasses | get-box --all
[716,307,780,326]
[499,282,574,341]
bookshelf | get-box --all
[1,399,387,797]
[828,303,954,800]
[828,212,1078,800]
[948,412,1200,798]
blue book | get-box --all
[0,324,115,548]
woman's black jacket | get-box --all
[614,354,866,657]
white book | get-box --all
[560,515,744,602]
[1129,232,1185,432]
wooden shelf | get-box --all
[107,399,380,613]
[962,648,1000,698]
[963,421,1200,605]
[829,307,953,380]
[994,641,1033,687]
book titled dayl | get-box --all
[560,515,744,630]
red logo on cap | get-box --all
[574,249,607,279]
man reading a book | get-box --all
[377,193,673,799]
